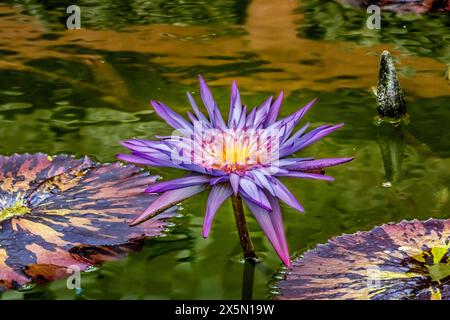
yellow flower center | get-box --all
[197,129,279,174]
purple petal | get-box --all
[278,157,314,167]
[249,170,275,196]
[198,75,226,129]
[228,80,242,127]
[253,96,273,128]
[275,98,316,142]
[209,175,229,185]
[213,107,227,130]
[187,111,198,124]
[244,195,291,267]
[279,124,343,158]
[264,92,283,127]
[187,92,209,124]
[151,100,193,134]
[295,123,344,150]
[203,184,233,238]
[118,149,182,169]
[281,122,310,147]
[284,157,354,171]
[144,175,211,193]
[236,105,247,129]
[269,177,304,213]
[126,150,182,169]
[239,178,272,211]
[293,98,315,123]
[279,124,331,157]
[230,173,240,195]
[181,163,227,177]
[245,107,256,128]
[130,184,207,226]
[117,153,155,166]
[276,171,335,181]
[121,139,172,155]
[265,195,290,266]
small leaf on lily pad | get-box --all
[0,153,177,290]
[275,219,450,300]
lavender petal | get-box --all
[203,184,233,238]
[130,184,207,226]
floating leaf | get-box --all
[275,219,450,300]
[335,0,449,13]
[0,153,176,290]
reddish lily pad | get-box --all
[275,219,450,300]
[0,153,176,290]
[336,0,449,13]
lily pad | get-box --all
[0,153,176,290]
[275,219,450,300]
[335,0,449,13]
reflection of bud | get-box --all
[66,265,81,290]
[366,5,381,30]
[66,5,81,30]
[377,122,406,185]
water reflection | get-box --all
[0,1,448,99]
[377,122,406,185]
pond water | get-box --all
[0,0,449,299]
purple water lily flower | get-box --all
[118,76,353,267]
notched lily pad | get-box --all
[0,153,176,290]
[275,219,450,300]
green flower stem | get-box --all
[231,194,257,260]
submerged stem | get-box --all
[241,260,256,300]
[231,194,257,260]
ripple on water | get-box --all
[0,102,33,111]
